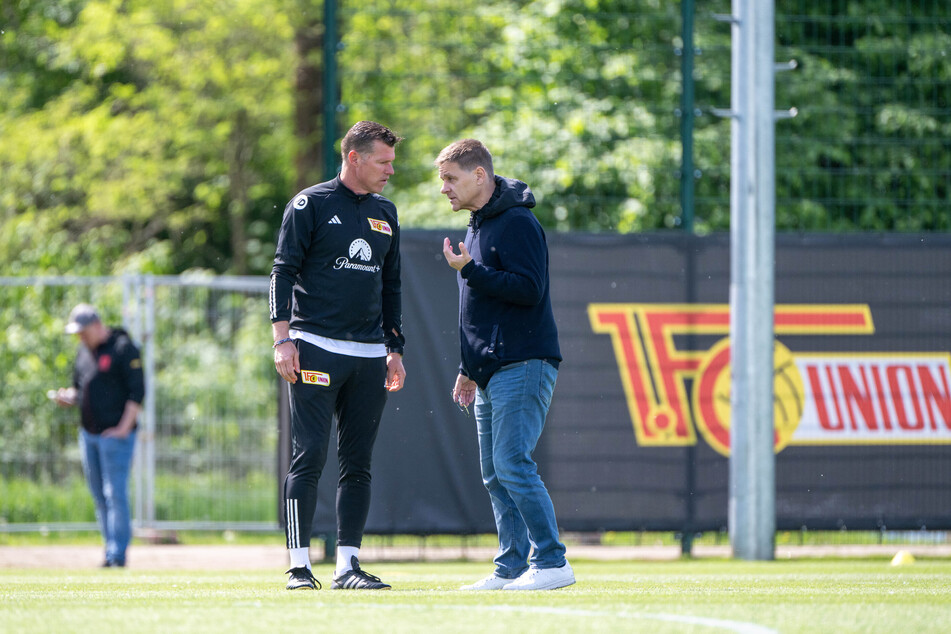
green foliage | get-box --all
[338,0,512,229]
[0,0,295,275]
[0,280,277,525]
[342,0,684,232]
[0,283,125,504]
[149,287,275,437]
[2,0,949,277]
[147,287,279,523]
[0,476,94,523]
[154,471,275,522]
[770,1,951,231]
[0,470,273,524]
[468,1,683,232]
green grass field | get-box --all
[2,559,950,633]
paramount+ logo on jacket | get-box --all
[334,239,381,273]
[589,303,951,457]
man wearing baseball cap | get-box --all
[52,303,144,567]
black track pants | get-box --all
[283,340,387,548]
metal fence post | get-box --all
[728,0,776,561]
[123,275,144,528]
[679,0,698,558]
[143,274,157,527]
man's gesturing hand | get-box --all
[443,237,472,271]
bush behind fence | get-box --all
[0,276,278,529]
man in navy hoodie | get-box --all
[437,139,574,591]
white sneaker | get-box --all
[460,573,511,590]
[502,561,575,591]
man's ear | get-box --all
[347,150,361,166]
[474,166,486,184]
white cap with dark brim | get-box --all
[65,303,101,334]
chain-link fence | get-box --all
[0,275,278,532]
[691,1,951,231]
[332,1,950,233]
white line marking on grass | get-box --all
[343,603,777,634]
[487,606,777,634]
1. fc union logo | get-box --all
[588,303,951,456]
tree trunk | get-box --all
[294,21,324,192]
[228,108,251,274]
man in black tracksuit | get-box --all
[270,121,406,591]
[438,139,574,592]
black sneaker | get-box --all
[285,566,321,590]
[331,556,391,590]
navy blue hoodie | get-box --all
[456,176,561,389]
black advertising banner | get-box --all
[309,232,951,535]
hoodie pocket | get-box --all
[486,324,501,360]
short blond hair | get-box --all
[434,139,494,178]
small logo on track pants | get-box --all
[301,370,330,386]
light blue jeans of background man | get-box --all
[79,428,137,566]
[474,358,567,579]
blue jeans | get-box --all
[79,428,137,565]
[475,359,566,578]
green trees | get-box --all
[336,1,512,229]
[1,1,948,278]
[0,0,295,275]
[770,1,951,231]
[466,1,683,232]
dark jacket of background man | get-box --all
[73,328,145,434]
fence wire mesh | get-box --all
[336,1,951,233]
[0,276,278,532]
[692,1,951,231]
